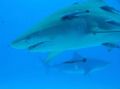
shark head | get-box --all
[11,0,120,62]
[12,12,93,52]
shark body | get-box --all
[45,52,109,75]
[11,0,120,61]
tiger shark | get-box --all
[11,0,120,62]
[42,52,109,75]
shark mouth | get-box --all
[27,41,50,50]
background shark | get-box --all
[11,0,120,61]
[43,52,109,75]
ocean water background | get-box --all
[0,0,120,89]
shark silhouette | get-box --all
[11,0,120,61]
[43,52,109,75]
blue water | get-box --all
[0,0,120,89]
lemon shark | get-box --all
[11,0,120,61]
[42,52,109,75]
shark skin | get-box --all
[43,52,109,75]
[11,0,120,61]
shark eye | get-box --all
[61,15,71,20]
[61,14,78,20]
